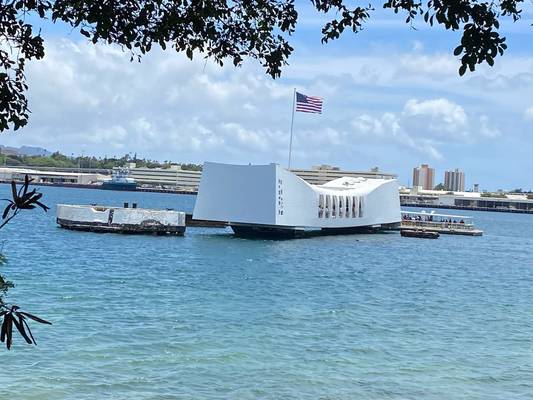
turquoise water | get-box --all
[1,185,533,399]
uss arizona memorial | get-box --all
[193,162,401,237]
[53,162,401,238]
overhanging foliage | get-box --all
[0,0,525,131]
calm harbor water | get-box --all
[1,185,533,399]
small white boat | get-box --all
[401,211,483,236]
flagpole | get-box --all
[288,88,296,169]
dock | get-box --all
[401,211,483,236]
[185,214,228,228]
[57,204,186,235]
[401,230,439,239]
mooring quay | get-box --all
[57,204,186,235]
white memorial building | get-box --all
[193,162,401,237]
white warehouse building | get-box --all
[125,164,202,191]
[123,163,395,193]
[0,167,102,185]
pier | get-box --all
[185,214,228,228]
[57,204,186,235]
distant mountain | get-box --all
[18,146,52,156]
[0,145,51,156]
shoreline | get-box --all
[0,180,198,195]
[401,202,533,215]
[2,180,531,214]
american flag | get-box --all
[295,92,323,114]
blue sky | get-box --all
[2,3,533,190]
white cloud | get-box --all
[479,115,500,138]
[524,105,533,121]
[397,54,458,78]
[11,39,297,163]
[401,98,472,144]
[349,98,499,160]
[0,35,525,187]
[403,98,468,131]
[412,40,424,52]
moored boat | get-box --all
[401,211,483,236]
[101,168,137,191]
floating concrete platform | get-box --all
[57,204,186,235]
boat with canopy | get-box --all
[401,210,483,236]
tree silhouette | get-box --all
[0,0,524,131]
[0,175,51,350]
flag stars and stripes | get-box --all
[295,92,323,114]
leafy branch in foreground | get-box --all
[0,305,51,350]
[0,254,13,302]
[0,0,527,131]
[1,175,49,229]
[0,175,51,350]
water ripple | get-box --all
[0,186,532,399]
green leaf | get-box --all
[18,312,52,325]
[12,315,32,344]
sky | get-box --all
[1,3,533,190]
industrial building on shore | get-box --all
[3,163,531,214]
[124,163,202,191]
[413,164,467,193]
[0,163,395,193]
[0,167,104,185]
[125,163,396,191]
[400,186,533,213]
[444,168,466,192]
[412,164,435,190]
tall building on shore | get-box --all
[444,169,465,192]
[412,164,435,190]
